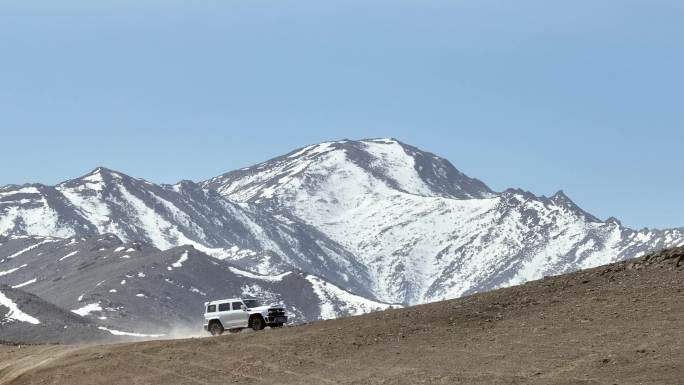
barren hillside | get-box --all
[1,247,683,385]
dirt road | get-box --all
[2,249,683,384]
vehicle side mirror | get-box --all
[241,305,247,311]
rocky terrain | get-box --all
[1,246,682,384]
[0,235,394,342]
[0,285,110,344]
[0,167,372,295]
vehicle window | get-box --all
[231,302,244,310]
[243,299,261,308]
[218,303,231,312]
[207,305,216,313]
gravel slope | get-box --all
[0,285,111,345]
[1,247,682,384]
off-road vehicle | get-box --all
[203,298,288,336]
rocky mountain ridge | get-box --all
[2,138,683,312]
[203,138,684,304]
[0,234,394,341]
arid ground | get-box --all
[1,249,683,385]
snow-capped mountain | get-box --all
[203,138,495,204]
[0,235,394,341]
[0,168,373,296]
[203,138,684,304]
[2,137,684,316]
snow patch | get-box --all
[190,287,207,296]
[0,264,27,277]
[97,326,164,338]
[288,144,316,158]
[58,250,79,261]
[229,267,292,282]
[11,278,37,289]
[0,290,41,324]
[171,251,189,268]
[72,302,102,316]
[6,239,57,260]
[305,275,396,320]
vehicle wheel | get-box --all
[228,328,242,334]
[270,323,284,328]
[250,315,265,331]
[209,321,224,336]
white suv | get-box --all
[203,298,288,335]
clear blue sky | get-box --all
[1,1,682,229]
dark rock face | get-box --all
[626,246,684,270]
[0,167,372,297]
[0,236,394,342]
[0,285,110,344]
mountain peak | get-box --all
[550,190,572,203]
[549,190,601,223]
[606,216,622,226]
[85,167,125,179]
[205,138,494,202]
[56,167,129,190]
[361,137,401,144]
[552,189,567,198]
